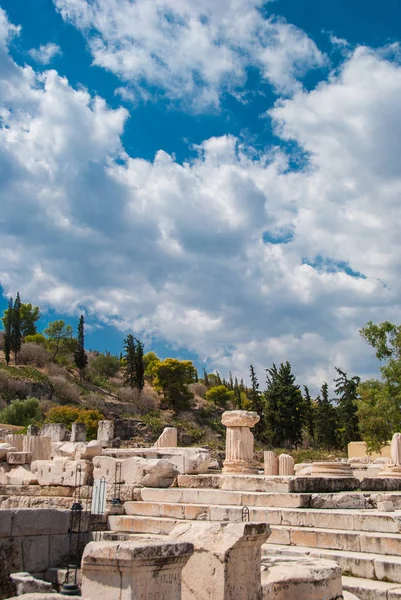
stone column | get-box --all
[154,427,178,448]
[264,451,279,476]
[97,420,115,448]
[23,436,51,461]
[170,521,270,600]
[5,435,24,451]
[81,540,194,600]
[279,454,295,476]
[221,410,260,474]
[40,424,66,442]
[71,422,87,443]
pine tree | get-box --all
[249,365,266,439]
[334,368,361,449]
[303,385,316,447]
[216,371,222,385]
[74,315,88,378]
[11,292,21,364]
[234,383,241,409]
[315,383,338,449]
[229,371,234,390]
[123,334,136,388]
[264,362,304,449]
[194,369,198,383]
[3,297,12,365]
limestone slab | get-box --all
[11,508,70,536]
[31,458,92,486]
[21,535,49,573]
[7,451,33,465]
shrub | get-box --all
[24,334,47,346]
[0,397,42,426]
[117,385,158,413]
[85,370,116,392]
[81,392,107,412]
[188,383,207,398]
[18,343,51,367]
[0,369,29,402]
[140,411,165,436]
[49,375,81,405]
[89,353,120,378]
[44,406,104,440]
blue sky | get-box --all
[1,0,401,390]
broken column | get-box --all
[23,436,51,461]
[279,454,295,476]
[170,521,270,600]
[264,451,279,476]
[5,434,24,451]
[81,539,194,600]
[97,420,114,448]
[154,427,178,448]
[222,410,260,474]
[71,422,87,443]
[41,424,66,442]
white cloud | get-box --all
[52,0,326,108]
[2,8,401,392]
[28,42,62,65]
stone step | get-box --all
[135,486,311,508]
[108,515,178,535]
[125,500,401,533]
[342,576,401,600]
[263,544,401,584]
[268,524,401,556]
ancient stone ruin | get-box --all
[1,411,401,598]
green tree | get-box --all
[357,321,401,451]
[143,351,161,382]
[11,292,22,364]
[154,358,196,411]
[303,385,316,448]
[248,365,266,439]
[334,367,360,449]
[74,315,88,378]
[205,385,234,407]
[44,320,74,361]
[24,333,47,346]
[264,362,304,448]
[134,338,145,391]
[122,335,144,390]
[2,300,40,338]
[203,368,210,388]
[90,353,120,378]
[0,397,42,426]
[3,297,12,365]
[315,383,338,450]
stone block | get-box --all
[378,500,395,512]
[53,441,87,460]
[7,452,33,465]
[11,572,54,595]
[31,458,92,486]
[0,510,12,537]
[49,534,70,567]
[170,521,270,600]
[154,427,178,448]
[81,440,102,459]
[0,442,16,460]
[261,557,342,600]
[93,455,177,487]
[97,420,114,447]
[82,539,194,600]
[5,434,24,451]
[71,422,87,442]
[0,463,38,485]
[21,535,49,573]
[41,424,66,442]
[11,508,70,536]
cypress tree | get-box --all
[11,292,21,364]
[303,385,316,448]
[334,368,361,449]
[4,297,12,365]
[216,371,222,385]
[203,368,209,388]
[134,337,145,391]
[229,371,234,390]
[315,383,338,449]
[249,365,266,439]
[265,362,304,449]
[123,334,136,388]
[74,315,88,378]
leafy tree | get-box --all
[143,351,160,382]
[303,385,316,448]
[154,358,196,411]
[74,315,88,378]
[122,335,144,390]
[11,292,22,364]
[264,362,304,448]
[334,367,360,449]
[205,385,234,407]
[3,297,12,365]
[315,383,338,450]
[44,320,74,361]
[2,300,40,338]
[90,353,120,378]
[357,321,401,451]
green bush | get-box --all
[205,385,234,407]
[24,334,47,346]
[0,398,42,426]
[44,406,104,440]
[140,411,165,436]
[90,353,120,378]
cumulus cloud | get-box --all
[28,42,62,64]
[52,0,326,108]
[1,7,401,391]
